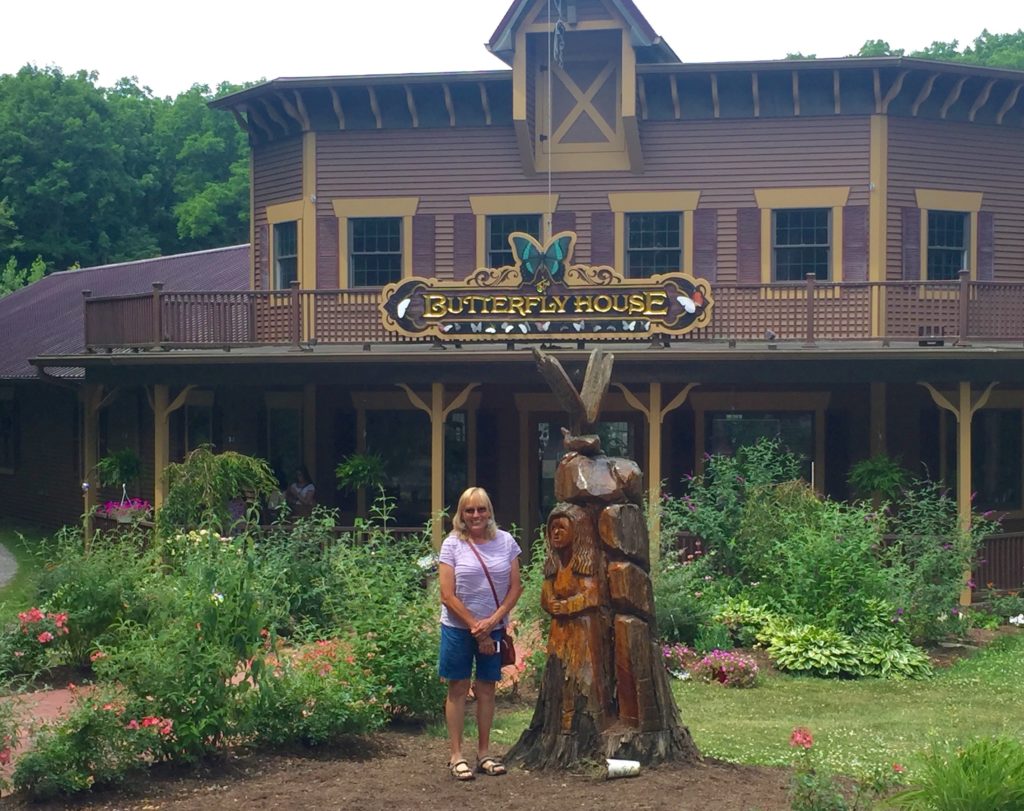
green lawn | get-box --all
[489,632,1024,774]
[0,521,46,614]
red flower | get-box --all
[893,763,905,773]
[141,716,161,728]
[789,727,814,749]
[0,747,10,765]
[37,631,54,644]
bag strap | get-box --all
[465,541,502,611]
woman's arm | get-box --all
[470,557,523,639]
[438,562,480,629]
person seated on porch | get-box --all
[285,466,316,517]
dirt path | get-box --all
[2,729,793,810]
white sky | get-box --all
[5,0,1022,97]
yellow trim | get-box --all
[470,194,558,268]
[754,187,850,284]
[869,116,888,335]
[266,203,303,292]
[301,133,317,292]
[915,189,983,281]
[331,197,420,287]
[609,192,700,276]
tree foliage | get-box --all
[856,29,1024,69]
[0,66,251,288]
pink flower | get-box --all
[37,631,54,644]
[90,650,106,662]
[0,748,10,765]
[126,719,140,730]
[789,727,814,749]
[159,720,174,736]
[893,763,905,773]
[141,716,161,728]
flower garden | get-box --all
[0,441,1021,808]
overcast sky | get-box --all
[6,0,1022,97]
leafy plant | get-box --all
[693,622,733,654]
[654,553,719,645]
[987,591,1024,620]
[94,447,140,489]
[691,649,758,687]
[334,452,387,493]
[159,446,278,535]
[885,736,1024,811]
[848,454,910,502]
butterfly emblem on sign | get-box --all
[510,232,574,288]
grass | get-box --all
[0,521,46,615]
[483,632,1024,773]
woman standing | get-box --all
[438,486,523,781]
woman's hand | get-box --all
[470,616,497,638]
[477,636,497,656]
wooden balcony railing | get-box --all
[83,271,1024,351]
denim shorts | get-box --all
[438,624,504,682]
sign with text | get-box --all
[380,231,713,341]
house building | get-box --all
[9,0,1024,588]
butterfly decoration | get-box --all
[676,290,706,314]
[510,232,574,286]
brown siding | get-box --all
[590,211,614,266]
[316,116,871,283]
[978,210,994,281]
[413,214,436,277]
[253,137,304,292]
[736,207,761,283]
[693,208,717,281]
[887,118,1024,282]
[843,205,868,282]
[0,385,81,531]
[317,216,339,289]
[453,213,476,279]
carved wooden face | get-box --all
[549,515,573,549]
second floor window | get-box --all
[488,214,541,268]
[351,217,402,287]
[626,212,682,277]
[273,221,298,289]
[773,208,830,282]
[927,211,968,280]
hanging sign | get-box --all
[380,231,713,341]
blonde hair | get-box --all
[452,486,498,541]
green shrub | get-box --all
[159,446,278,535]
[12,686,159,800]
[691,649,758,687]
[848,454,910,502]
[886,736,1024,811]
[654,554,718,645]
[987,591,1024,620]
[693,622,733,654]
[250,636,388,746]
[761,622,863,678]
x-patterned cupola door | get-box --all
[538,29,625,158]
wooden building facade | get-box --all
[16,0,1024,588]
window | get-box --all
[945,409,1023,512]
[273,222,298,289]
[0,391,15,472]
[927,211,968,281]
[707,411,814,482]
[773,208,830,282]
[350,217,402,287]
[487,214,541,268]
[626,212,682,277]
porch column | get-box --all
[148,385,194,511]
[398,382,480,550]
[80,385,103,544]
[614,381,698,574]
[919,380,998,606]
[355,406,367,518]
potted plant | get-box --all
[95,448,142,521]
[335,452,387,493]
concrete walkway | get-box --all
[0,542,17,589]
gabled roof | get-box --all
[487,0,679,65]
[0,245,250,380]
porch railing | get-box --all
[83,272,1024,351]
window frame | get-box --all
[272,221,299,289]
[485,213,542,268]
[332,198,418,288]
[771,207,832,283]
[348,216,404,288]
[470,195,556,270]
[754,187,849,284]
[915,190,983,282]
[608,191,700,276]
[625,211,683,278]
[265,200,304,291]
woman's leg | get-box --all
[445,678,471,763]
[474,679,496,758]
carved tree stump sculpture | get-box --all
[507,349,699,769]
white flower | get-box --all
[210,591,224,605]
[1009,614,1024,627]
